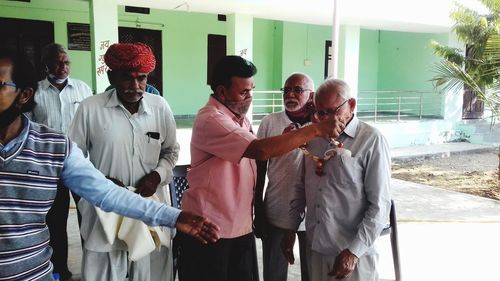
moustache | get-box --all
[124,89,144,95]
[285,98,299,104]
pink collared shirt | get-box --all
[182,96,257,238]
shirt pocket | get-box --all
[141,134,162,166]
[67,101,81,120]
[328,155,364,185]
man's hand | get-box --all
[136,171,161,197]
[253,203,268,239]
[175,211,220,244]
[106,176,127,188]
[329,249,358,279]
[315,115,345,139]
[280,230,297,264]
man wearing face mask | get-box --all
[178,56,346,281]
[68,42,180,281]
[31,43,92,281]
[254,73,315,281]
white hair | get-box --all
[315,78,352,102]
[285,72,315,90]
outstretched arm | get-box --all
[62,142,220,242]
[176,211,220,244]
[243,115,345,160]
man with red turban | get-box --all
[68,42,182,281]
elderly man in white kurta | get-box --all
[68,42,179,281]
[287,78,391,281]
[31,43,92,281]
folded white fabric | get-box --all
[95,186,171,261]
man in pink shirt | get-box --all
[178,56,344,281]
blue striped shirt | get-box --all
[0,115,181,280]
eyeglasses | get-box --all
[0,81,16,88]
[314,99,349,119]
[280,86,311,95]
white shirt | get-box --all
[257,111,306,231]
[68,89,180,251]
[290,116,392,258]
[32,77,92,133]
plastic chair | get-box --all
[381,200,402,281]
[169,164,190,280]
[169,165,190,209]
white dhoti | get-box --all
[80,185,173,281]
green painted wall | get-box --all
[0,1,450,118]
[0,1,228,115]
[358,29,379,91]
[356,29,449,117]
[0,0,93,88]
[377,31,448,91]
[281,22,331,88]
[117,7,226,115]
[253,18,279,90]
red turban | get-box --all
[104,42,156,73]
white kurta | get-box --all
[68,89,179,281]
[32,77,92,133]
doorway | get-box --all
[0,17,54,80]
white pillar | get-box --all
[227,14,254,123]
[340,26,360,99]
[227,14,253,61]
[89,0,119,93]
[330,0,340,78]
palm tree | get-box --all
[431,0,500,122]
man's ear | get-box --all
[348,98,356,112]
[17,87,34,106]
[215,85,226,102]
[308,91,315,102]
[107,71,116,86]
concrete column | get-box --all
[227,14,254,123]
[330,0,340,78]
[89,0,119,93]
[338,25,360,99]
[226,14,253,61]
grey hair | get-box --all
[315,78,352,102]
[41,43,68,65]
[285,72,315,91]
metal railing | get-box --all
[252,90,283,124]
[357,90,443,122]
[252,90,443,124]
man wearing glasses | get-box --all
[285,78,391,281]
[30,43,93,281]
[178,57,346,281]
[0,48,219,281]
[254,73,315,281]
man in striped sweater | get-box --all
[0,49,219,281]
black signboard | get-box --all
[67,23,91,51]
